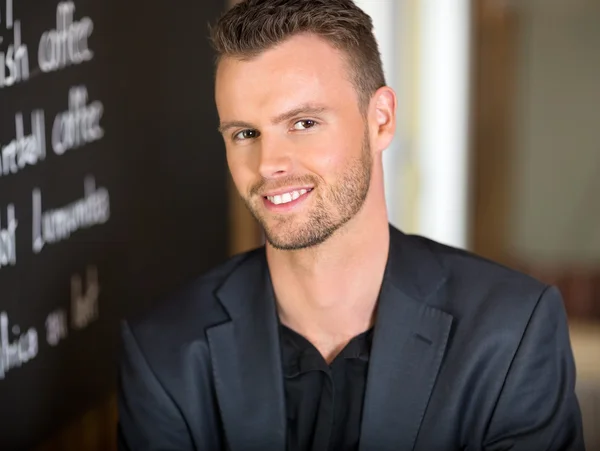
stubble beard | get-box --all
[242,131,373,251]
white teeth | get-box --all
[267,189,310,205]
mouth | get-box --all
[262,188,314,211]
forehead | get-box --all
[214,34,358,118]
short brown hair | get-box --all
[210,0,386,112]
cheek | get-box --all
[302,135,356,178]
[226,147,262,195]
[226,150,249,190]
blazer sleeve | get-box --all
[117,320,194,451]
[483,286,586,451]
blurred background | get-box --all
[0,0,598,449]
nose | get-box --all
[257,134,293,179]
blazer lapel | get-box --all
[206,251,286,451]
[359,228,454,451]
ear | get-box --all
[369,86,397,154]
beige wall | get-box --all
[509,1,600,265]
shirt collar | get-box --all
[278,322,374,378]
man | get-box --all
[117,0,585,450]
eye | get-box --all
[292,120,318,131]
[233,129,260,141]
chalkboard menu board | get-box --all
[0,0,229,449]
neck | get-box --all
[266,162,389,359]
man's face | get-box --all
[215,34,373,250]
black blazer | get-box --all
[117,226,585,450]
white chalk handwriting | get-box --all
[0,312,38,380]
[0,19,30,89]
[71,265,99,330]
[0,204,17,270]
[53,85,104,155]
[0,110,46,177]
[32,175,110,253]
[38,1,93,73]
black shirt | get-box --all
[280,324,374,451]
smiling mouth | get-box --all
[265,188,313,205]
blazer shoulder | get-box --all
[398,232,552,330]
[401,233,564,355]
[124,247,264,348]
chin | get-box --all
[264,226,306,251]
[265,222,338,251]
[266,236,319,251]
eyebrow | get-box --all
[217,120,254,134]
[218,103,329,134]
[270,104,328,126]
